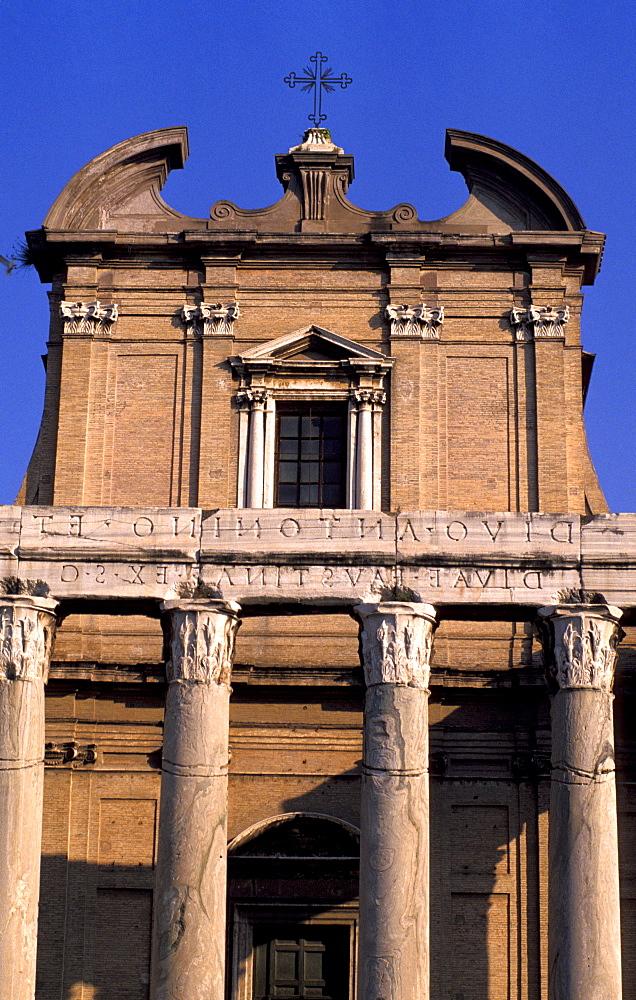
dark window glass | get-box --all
[276,405,346,508]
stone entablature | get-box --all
[3,506,635,608]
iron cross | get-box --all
[284,52,352,126]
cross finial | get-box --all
[284,52,352,125]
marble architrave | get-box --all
[0,595,57,1000]
[538,604,623,1000]
[3,506,636,607]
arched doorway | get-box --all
[228,812,359,1000]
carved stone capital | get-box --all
[537,604,623,692]
[509,304,569,341]
[385,303,444,339]
[352,388,386,409]
[355,601,437,688]
[60,300,119,336]
[236,387,270,410]
[0,596,58,682]
[161,599,241,685]
[180,302,240,337]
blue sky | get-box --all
[1,0,634,509]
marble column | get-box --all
[355,390,374,509]
[0,595,58,1000]
[537,603,623,1000]
[246,388,268,508]
[354,601,436,1000]
[151,599,241,1000]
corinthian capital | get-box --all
[352,388,386,408]
[509,305,569,340]
[385,303,444,339]
[60,300,118,335]
[180,302,240,337]
[161,600,241,685]
[355,601,436,688]
[0,596,58,681]
[537,604,623,692]
[236,387,270,409]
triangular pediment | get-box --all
[239,325,389,363]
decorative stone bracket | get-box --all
[45,741,97,767]
[385,303,444,339]
[60,300,119,336]
[509,305,569,341]
[181,302,240,337]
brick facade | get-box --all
[10,125,633,999]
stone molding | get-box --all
[161,599,241,685]
[355,601,437,688]
[181,302,240,337]
[537,603,623,691]
[385,303,444,339]
[509,305,569,341]
[0,596,58,681]
[60,300,118,335]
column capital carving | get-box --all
[0,596,58,681]
[354,601,437,688]
[181,301,240,337]
[60,300,118,336]
[352,388,386,408]
[537,603,623,692]
[509,304,569,341]
[236,387,269,409]
[385,302,444,339]
[161,599,241,685]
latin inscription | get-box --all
[23,509,577,550]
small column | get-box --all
[537,603,623,1000]
[0,595,58,1000]
[354,601,436,1000]
[151,599,241,1000]
[355,391,373,508]
[246,388,268,508]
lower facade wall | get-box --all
[36,632,636,999]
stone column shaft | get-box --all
[151,600,240,1000]
[538,603,623,1000]
[247,391,267,508]
[355,601,436,1000]
[356,398,373,509]
[0,595,57,1000]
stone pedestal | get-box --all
[354,601,436,1000]
[537,603,623,1000]
[151,599,240,1000]
[0,595,57,1000]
